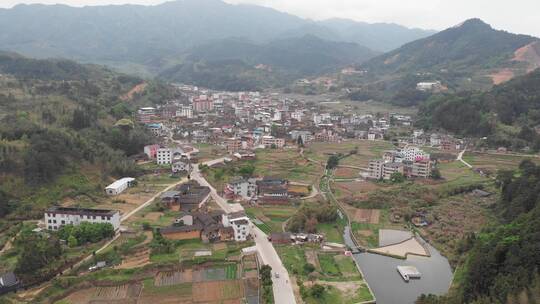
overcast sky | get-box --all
[1,0,539,37]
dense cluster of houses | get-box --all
[366,146,433,180]
[134,84,468,165]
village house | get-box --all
[172,159,191,174]
[44,207,121,231]
[222,211,251,242]
[160,180,211,211]
[162,210,235,243]
[257,177,289,204]
[225,177,258,200]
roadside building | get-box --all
[44,207,121,231]
[172,160,191,174]
[222,211,251,242]
[161,181,211,211]
[105,177,136,196]
[268,232,293,244]
[225,177,257,200]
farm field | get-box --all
[254,149,322,184]
[246,206,297,234]
[276,244,374,303]
[305,140,393,166]
[463,152,539,172]
[54,262,247,304]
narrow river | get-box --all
[344,227,453,304]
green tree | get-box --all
[67,235,78,247]
[390,172,406,183]
[311,284,325,298]
[326,155,340,170]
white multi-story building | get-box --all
[226,178,257,200]
[222,212,251,242]
[44,207,121,231]
[176,105,193,119]
[401,147,429,162]
[157,148,172,165]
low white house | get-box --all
[222,212,251,242]
[44,207,121,231]
[105,177,135,196]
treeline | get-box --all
[416,69,540,150]
[58,222,115,247]
[418,160,540,304]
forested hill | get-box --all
[0,53,176,219]
[416,68,540,150]
[358,19,539,93]
[418,160,540,304]
[159,35,379,91]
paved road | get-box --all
[193,158,297,303]
[191,159,232,213]
[457,149,473,168]
[253,227,297,304]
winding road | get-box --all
[192,158,297,304]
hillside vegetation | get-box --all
[347,19,539,105]
[417,68,540,150]
[0,52,175,219]
[418,160,540,304]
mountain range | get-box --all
[359,19,540,91]
[0,0,433,78]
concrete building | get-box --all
[382,162,404,180]
[411,160,432,178]
[261,136,285,148]
[172,160,191,174]
[137,107,156,123]
[105,177,136,196]
[225,137,242,153]
[222,211,251,242]
[176,105,193,119]
[44,207,121,231]
[368,159,385,179]
[402,147,429,162]
[225,178,257,200]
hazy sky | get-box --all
[1,0,539,37]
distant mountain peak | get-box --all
[454,18,492,30]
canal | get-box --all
[344,227,453,304]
